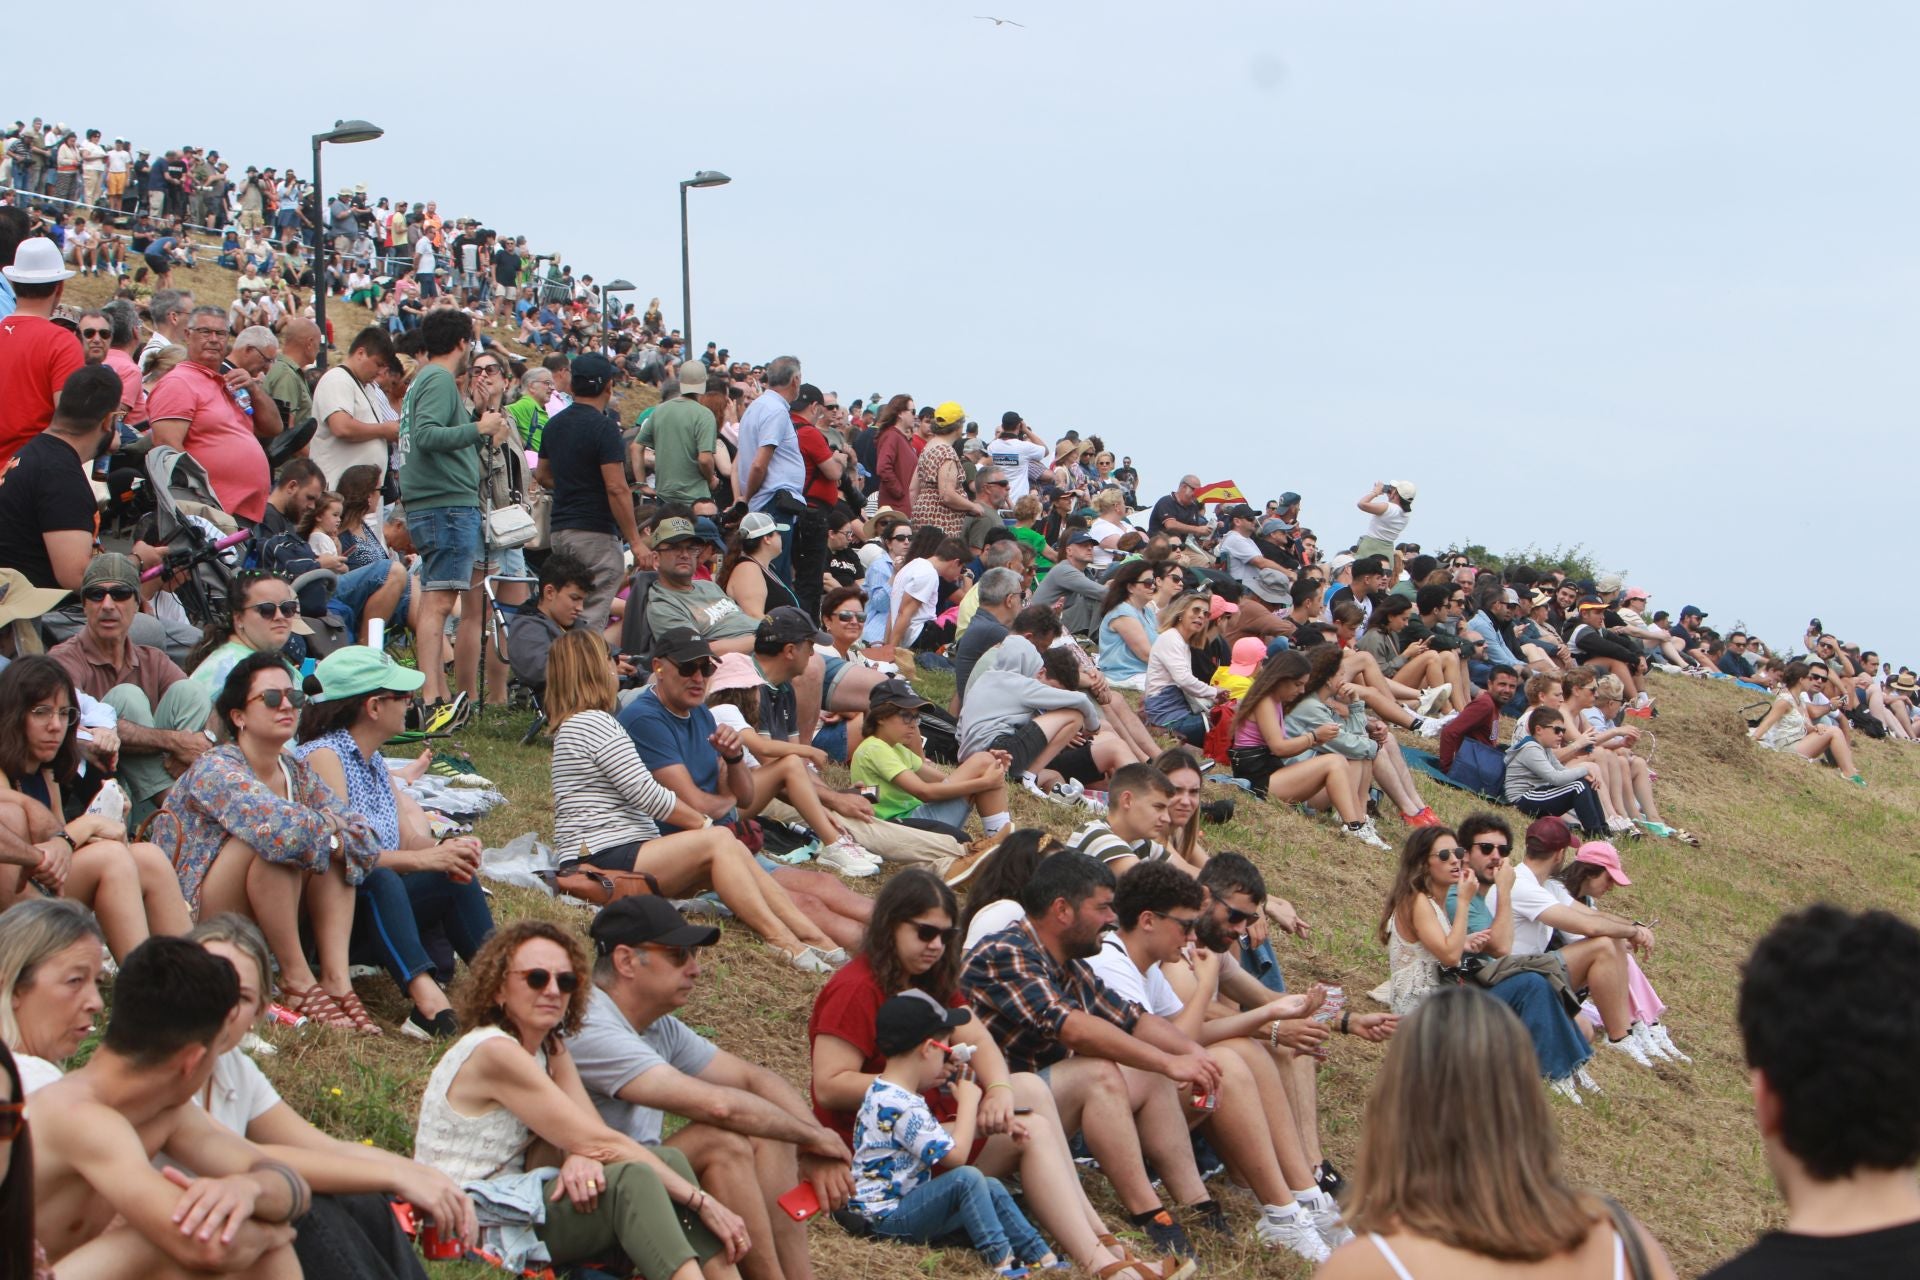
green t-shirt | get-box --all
[635,398,718,504]
[1443,886,1495,932]
[850,736,925,820]
[396,363,481,511]
[263,355,313,427]
[191,641,295,692]
[1011,525,1053,576]
[505,394,549,453]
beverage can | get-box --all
[419,1218,463,1260]
[1191,1083,1218,1112]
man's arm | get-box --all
[602,461,643,552]
[46,530,94,593]
[644,760,733,821]
[618,1052,841,1154]
[322,407,396,444]
[744,443,774,505]
[1535,900,1649,949]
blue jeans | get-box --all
[903,797,973,829]
[407,506,483,592]
[350,866,495,991]
[327,560,399,632]
[869,1167,1050,1266]
[1239,934,1287,994]
[1483,973,1592,1081]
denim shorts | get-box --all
[407,506,483,592]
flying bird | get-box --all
[975,15,1025,26]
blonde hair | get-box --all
[0,899,104,1052]
[1093,488,1124,515]
[544,629,617,727]
[1345,987,1600,1260]
[1159,591,1211,634]
[187,914,275,1018]
[1592,673,1625,703]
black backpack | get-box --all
[616,569,660,667]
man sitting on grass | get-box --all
[1062,763,1177,874]
[31,936,307,1280]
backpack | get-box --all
[917,704,961,766]
[1447,735,1507,799]
[615,569,660,667]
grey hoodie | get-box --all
[1502,735,1587,801]
[958,640,1102,757]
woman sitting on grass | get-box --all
[1226,651,1390,850]
[1142,592,1228,746]
[1748,660,1865,787]
[1549,845,1691,1064]
[850,677,1012,841]
[186,569,305,693]
[415,920,747,1280]
[189,914,474,1280]
[544,630,846,975]
[0,898,104,1092]
[1286,644,1439,830]
[1095,560,1159,690]
[0,657,192,957]
[294,646,496,1041]
[159,651,386,1032]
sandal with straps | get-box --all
[1096,1258,1196,1280]
[329,987,385,1035]
[282,984,356,1029]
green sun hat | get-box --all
[311,646,425,701]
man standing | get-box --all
[788,382,843,621]
[571,899,856,1280]
[1703,904,1920,1278]
[139,288,192,369]
[263,317,319,428]
[987,412,1049,506]
[78,128,108,211]
[637,359,717,503]
[537,352,641,634]
[309,324,399,487]
[147,310,283,524]
[1148,475,1212,542]
[736,355,806,584]
[396,308,510,712]
[0,237,85,468]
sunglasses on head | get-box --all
[513,967,579,993]
[672,657,717,678]
[909,921,957,945]
[1471,840,1510,856]
[82,584,136,603]
[246,600,301,620]
[248,687,306,710]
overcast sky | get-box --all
[21,2,1917,652]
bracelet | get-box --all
[984,1081,1014,1095]
[52,832,76,852]
[1268,1021,1281,1048]
[1340,1010,1351,1035]
[719,753,745,765]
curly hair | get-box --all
[454,920,593,1049]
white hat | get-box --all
[1387,479,1418,503]
[2,237,75,285]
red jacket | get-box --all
[874,425,916,511]
[1438,692,1500,771]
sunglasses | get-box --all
[908,921,958,945]
[513,967,579,994]
[80,327,111,338]
[830,610,862,622]
[671,657,718,678]
[888,534,911,544]
[1149,910,1200,935]
[1431,847,1459,862]
[1222,904,1259,926]
[1471,840,1510,856]
[641,943,699,967]
[0,1099,21,1142]
[248,688,306,710]
[246,600,301,620]
[82,584,136,602]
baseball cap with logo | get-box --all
[651,517,701,548]
[868,677,933,715]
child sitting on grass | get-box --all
[852,992,1063,1278]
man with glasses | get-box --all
[571,896,854,1280]
[950,565,1026,711]
[75,308,111,365]
[1718,630,1759,679]
[51,554,215,818]
[147,308,283,524]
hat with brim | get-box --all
[0,570,70,628]
[590,895,721,953]
[3,237,75,285]
[310,645,425,701]
[868,676,932,715]
[1574,840,1632,886]
[706,652,767,696]
[651,516,702,548]
[1227,636,1267,677]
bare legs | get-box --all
[198,836,354,998]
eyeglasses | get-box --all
[28,704,79,726]
[79,327,111,338]
[248,688,306,710]
[512,967,579,994]
[246,600,301,620]
[830,610,862,622]
[1149,910,1200,935]
[81,584,136,603]
[472,364,503,377]
[671,657,718,678]
[187,326,228,337]
[908,921,958,945]
[1471,840,1510,856]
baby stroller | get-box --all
[135,445,250,631]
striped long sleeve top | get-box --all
[550,709,679,862]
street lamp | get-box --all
[678,170,730,359]
[310,118,384,371]
[599,278,636,354]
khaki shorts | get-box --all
[106,171,127,196]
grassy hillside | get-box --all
[66,256,1920,1278]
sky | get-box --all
[20,2,1918,652]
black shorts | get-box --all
[1051,741,1102,787]
[991,722,1050,779]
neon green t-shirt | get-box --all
[850,737,926,821]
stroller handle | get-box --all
[142,528,252,581]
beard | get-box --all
[1195,913,1235,955]
[1063,922,1106,961]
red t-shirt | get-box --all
[794,419,838,507]
[807,952,963,1148]
[0,314,85,469]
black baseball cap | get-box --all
[590,896,721,954]
[755,605,830,653]
[1000,411,1023,430]
[790,383,825,412]
[570,352,617,396]
[874,990,972,1056]
[653,627,714,664]
[867,677,932,715]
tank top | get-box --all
[1368,1230,1625,1280]
[413,1027,541,1183]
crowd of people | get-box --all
[0,110,1918,1280]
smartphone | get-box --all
[776,1182,821,1222]
[1014,1106,1034,1115]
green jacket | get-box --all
[396,364,481,510]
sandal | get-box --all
[1668,827,1703,847]
[1096,1258,1195,1280]
[282,984,356,1030]
[329,987,385,1035]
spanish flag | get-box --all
[1193,479,1246,505]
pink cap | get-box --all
[705,652,767,696]
[1208,595,1239,620]
[1574,840,1632,886]
[1227,636,1267,677]
[1623,586,1650,602]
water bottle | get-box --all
[233,383,253,417]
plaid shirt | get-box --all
[963,918,1142,1075]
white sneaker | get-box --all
[1302,1190,1353,1246]
[1646,1022,1691,1063]
[1607,816,1636,835]
[779,946,835,975]
[1256,1208,1331,1263]
[1576,1067,1603,1094]
[1629,1021,1669,1061]
[1021,772,1074,805]
[1415,684,1452,717]
[816,835,881,877]
[808,945,850,968]
[1549,1076,1584,1105]
[1343,821,1391,851]
[1606,1031,1655,1068]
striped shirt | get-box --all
[1062,819,1166,868]
[551,710,678,863]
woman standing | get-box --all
[872,395,918,513]
[719,512,799,619]
[468,349,527,703]
[1353,481,1414,567]
[1142,593,1228,746]
[1318,987,1674,1280]
[909,405,978,539]
[159,652,386,1031]
[414,921,746,1279]
[0,899,105,1092]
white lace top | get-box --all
[414,1027,539,1183]
[1386,896,1448,1016]
[1759,692,1810,751]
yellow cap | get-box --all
[933,401,966,427]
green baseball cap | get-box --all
[651,516,701,548]
[310,646,425,702]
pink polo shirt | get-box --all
[103,347,147,424]
[146,361,270,522]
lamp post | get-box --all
[310,118,384,371]
[678,170,730,359]
[599,278,636,354]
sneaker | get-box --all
[1548,1076,1584,1105]
[1415,683,1452,717]
[1021,772,1074,805]
[1576,1066,1603,1094]
[1187,1200,1231,1236]
[1647,1022,1691,1063]
[1605,1031,1655,1068]
[1315,1159,1347,1201]
[992,1263,1029,1280]
[1607,816,1636,835]
[400,1008,459,1042]
[1631,1021,1672,1062]
[1189,1133,1226,1183]
[1410,716,1441,740]
[779,945,835,975]
[1199,797,1235,824]
[1138,1211,1194,1259]
[1302,1189,1353,1246]
[809,946,851,968]
[816,835,881,877]
[1255,1208,1331,1263]
[422,693,467,735]
[1342,821,1391,851]
[1402,807,1440,828]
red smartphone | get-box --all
[777,1182,821,1222]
